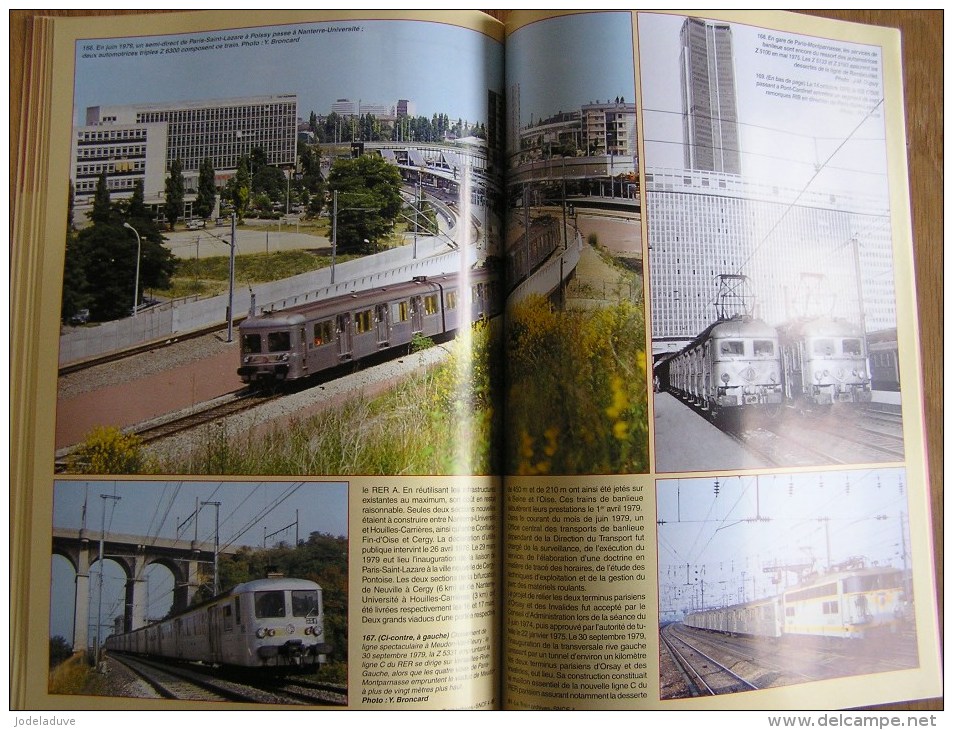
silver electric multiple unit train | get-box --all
[104,577,331,670]
[238,267,499,385]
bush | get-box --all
[67,426,150,474]
[505,296,648,475]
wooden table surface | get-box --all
[10,9,942,712]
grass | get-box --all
[48,653,103,695]
[159,249,358,300]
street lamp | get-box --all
[123,222,142,317]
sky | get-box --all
[637,13,890,200]
[656,467,911,618]
[506,11,636,128]
[73,17,503,126]
[50,480,348,644]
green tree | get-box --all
[164,158,185,230]
[327,155,403,252]
[64,177,174,322]
[90,171,112,225]
[60,227,89,324]
[195,157,217,220]
[49,636,73,669]
[227,155,251,221]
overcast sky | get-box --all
[73,17,503,126]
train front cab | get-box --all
[707,324,782,411]
[780,321,872,407]
[239,316,307,384]
[245,583,331,668]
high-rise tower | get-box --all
[680,17,741,174]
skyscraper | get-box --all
[679,17,741,174]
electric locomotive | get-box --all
[777,317,872,409]
[667,315,783,419]
[682,565,907,641]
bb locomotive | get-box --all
[683,565,907,641]
[238,267,498,385]
[777,317,872,409]
[104,577,331,669]
[665,315,783,419]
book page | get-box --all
[12,9,505,710]
[501,9,941,711]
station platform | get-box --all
[653,391,773,474]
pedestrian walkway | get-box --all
[653,391,772,473]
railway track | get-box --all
[110,654,348,705]
[660,624,759,696]
[725,408,905,467]
[132,389,279,444]
[660,622,921,700]
[59,322,240,376]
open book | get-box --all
[11,9,942,713]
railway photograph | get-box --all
[503,11,649,475]
[48,479,349,706]
[55,13,506,477]
[638,13,907,473]
[656,468,919,701]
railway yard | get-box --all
[659,623,919,700]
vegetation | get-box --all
[194,157,217,220]
[165,320,502,476]
[49,636,73,669]
[61,176,176,323]
[48,653,103,696]
[161,249,357,300]
[164,158,186,230]
[310,110,485,144]
[327,156,404,252]
[225,155,252,221]
[66,426,155,474]
[505,296,649,475]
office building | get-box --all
[680,17,741,174]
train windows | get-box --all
[392,300,409,322]
[235,597,242,627]
[812,338,835,357]
[753,340,774,356]
[719,340,744,355]
[267,331,291,352]
[822,601,839,615]
[423,294,439,315]
[291,590,321,617]
[355,309,373,334]
[242,333,262,354]
[313,320,333,346]
[255,590,286,618]
[843,571,901,593]
[445,290,458,310]
[842,338,863,356]
[223,604,233,631]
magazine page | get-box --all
[11,9,505,710]
[501,9,941,711]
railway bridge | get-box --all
[52,527,239,651]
